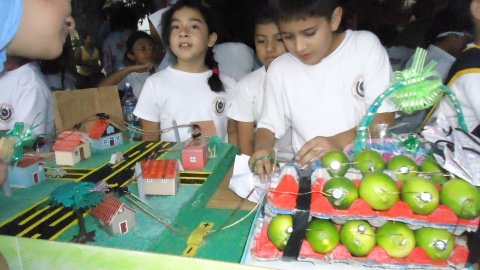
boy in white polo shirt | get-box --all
[250,0,396,178]
[227,5,290,157]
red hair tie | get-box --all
[212,67,220,75]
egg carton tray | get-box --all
[250,217,469,270]
[267,168,479,234]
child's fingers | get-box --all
[255,158,273,182]
[296,136,327,165]
[298,147,325,168]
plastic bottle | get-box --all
[121,82,141,140]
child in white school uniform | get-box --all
[250,0,396,179]
[98,31,158,98]
[133,0,236,142]
[1,0,74,165]
[227,5,292,157]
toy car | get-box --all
[45,167,67,178]
[109,152,124,165]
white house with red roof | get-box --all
[7,155,46,188]
[90,195,136,236]
[141,160,180,195]
[52,131,91,166]
[88,119,123,150]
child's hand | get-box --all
[295,136,335,168]
[0,137,15,163]
[249,149,274,181]
[130,64,155,73]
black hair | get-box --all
[124,31,156,65]
[268,0,339,22]
[255,2,276,26]
[425,0,473,44]
[161,0,224,93]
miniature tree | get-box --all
[51,182,105,243]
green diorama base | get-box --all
[0,140,256,264]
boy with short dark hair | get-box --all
[250,0,396,178]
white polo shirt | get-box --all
[0,62,55,136]
[258,30,395,152]
[134,66,236,142]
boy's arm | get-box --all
[141,119,160,141]
[296,127,357,167]
[236,121,255,155]
[295,112,394,167]
[371,112,395,133]
[227,119,238,147]
[249,128,276,180]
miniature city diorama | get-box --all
[0,48,479,269]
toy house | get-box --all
[141,160,180,195]
[7,155,46,188]
[182,138,209,170]
[90,195,136,236]
[52,131,91,166]
[88,119,123,150]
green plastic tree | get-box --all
[51,182,105,243]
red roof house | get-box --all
[7,155,46,188]
[52,131,91,166]
[88,119,123,150]
[141,160,180,195]
[90,195,136,236]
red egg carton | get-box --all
[309,179,479,233]
[250,220,469,269]
[267,172,480,233]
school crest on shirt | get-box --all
[0,104,13,123]
[212,96,226,115]
[351,76,365,100]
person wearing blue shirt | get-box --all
[0,0,74,73]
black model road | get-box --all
[0,141,210,240]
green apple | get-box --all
[321,150,350,177]
[323,176,359,210]
[421,157,448,184]
[340,220,376,257]
[440,178,480,219]
[415,227,455,260]
[359,172,399,211]
[353,150,385,174]
[267,214,293,250]
[387,155,418,181]
[305,219,339,253]
[401,176,439,215]
[376,221,415,259]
